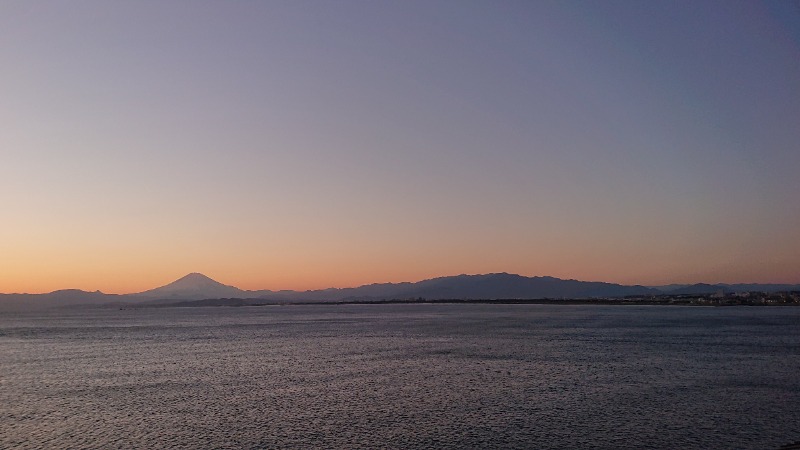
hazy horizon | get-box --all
[3,271,800,296]
[3,1,799,293]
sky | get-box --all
[2,0,799,294]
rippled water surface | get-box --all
[1,304,799,449]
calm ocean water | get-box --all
[1,304,798,449]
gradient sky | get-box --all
[2,1,799,293]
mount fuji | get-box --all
[131,273,247,300]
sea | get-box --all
[1,304,798,449]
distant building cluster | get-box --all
[622,291,800,306]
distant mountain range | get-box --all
[1,272,799,311]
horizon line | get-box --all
[3,271,800,296]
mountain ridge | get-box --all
[2,273,799,311]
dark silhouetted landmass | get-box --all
[1,273,799,311]
[667,283,729,295]
[266,273,659,302]
[0,290,122,311]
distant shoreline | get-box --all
[125,295,800,309]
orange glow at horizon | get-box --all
[2,183,800,294]
[2,2,799,296]
[2,238,799,294]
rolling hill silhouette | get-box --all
[1,273,798,311]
